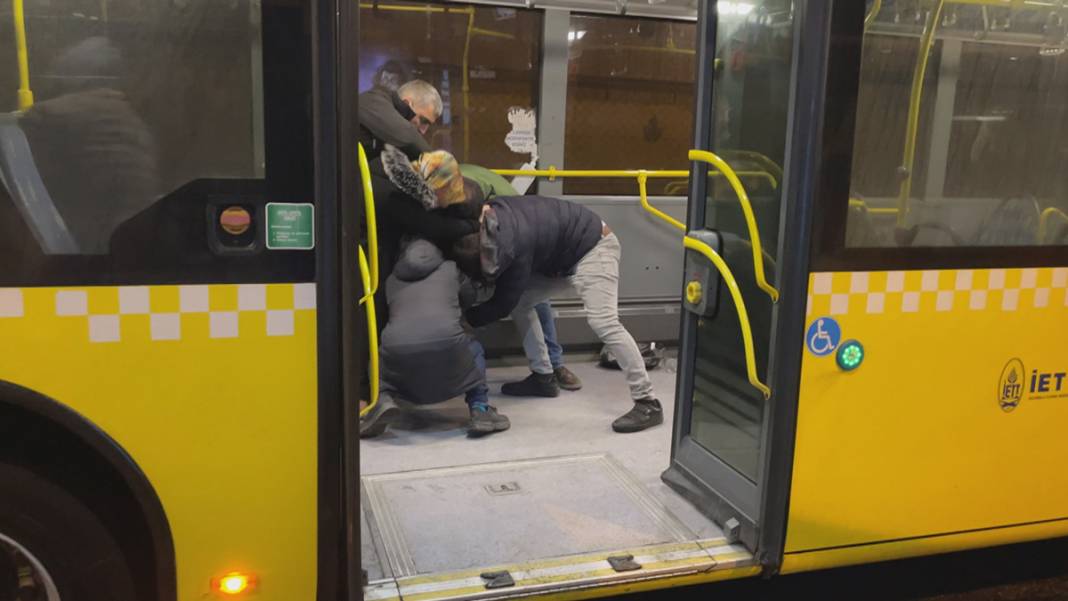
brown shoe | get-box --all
[554,366,583,391]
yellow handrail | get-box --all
[849,198,900,216]
[865,0,883,28]
[491,167,777,189]
[358,143,380,417]
[13,0,34,110]
[636,172,685,231]
[683,236,771,400]
[1038,207,1068,243]
[358,144,379,300]
[358,246,380,418]
[689,150,779,302]
[897,0,945,228]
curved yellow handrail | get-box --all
[865,0,883,28]
[897,0,945,227]
[358,246,380,418]
[357,142,380,417]
[689,150,779,303]
[683,236,771,400]
[637,172,685,231]
[13,0,34,110]
[358,143,378,301]
[1038,207,1068,243]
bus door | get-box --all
[663,0,857,561]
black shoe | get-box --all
[359,393,403,439]
[612,399,663,433]
[554,366,583,391]
[501,372,559,397]
[468,405,511,436]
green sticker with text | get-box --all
[266,203,314,250]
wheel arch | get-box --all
[0,379,177,601]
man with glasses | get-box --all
[358,77,443,160]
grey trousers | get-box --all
[511,233,655,401]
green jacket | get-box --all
[460,164,518,199]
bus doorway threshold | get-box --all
[359,360,756,601]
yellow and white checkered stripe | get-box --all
[807,267,1068,317]
[0,283,315,342]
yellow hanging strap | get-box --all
[683,236,771,400]
[357,143,380,418]
[688,149,779,303]
[13,0,34,110]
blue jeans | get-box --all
[535,302,564,370]
[464,338,490,408]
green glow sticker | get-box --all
[266,203,314,250]
[836,339,865,372]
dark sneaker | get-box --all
[611,399,663,433]
[501,372,559,397]
[467,405,511,436]
[554,366,583,391]
[359,393,403,439]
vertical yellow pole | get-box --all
[897,0,945,227]
[462,9,474,161]
[13,0,34,110]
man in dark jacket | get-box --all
[459,196,663,433]
[358,79,442,160]
[360,239,509,438]
[460,163,583,394]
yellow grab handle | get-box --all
[1038,207,1068,244]
[13,0,34,110]
[358,245,380,417]
[358,143,379,301]
[684,236,771,400]
[689,149,779,303]
[637,172,685,232]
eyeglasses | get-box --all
[413,113,436,134]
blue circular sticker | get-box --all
[806,316,841,357]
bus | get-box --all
[1,0,1066,600]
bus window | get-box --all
[0,0,314,286]
[358,1,542,169]
[848,4,1068,248]
[562,14,696,196]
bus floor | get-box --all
[359,357,737,593]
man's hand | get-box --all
[480,204,491,224]
[460,316,476,335]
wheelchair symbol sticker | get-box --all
[806,317,841,357]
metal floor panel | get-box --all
[361,454,695,578]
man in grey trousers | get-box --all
[454,195,661,433]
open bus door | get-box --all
[354,0,867,598]
[663,0,862,568]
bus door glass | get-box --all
[665,0,815,551]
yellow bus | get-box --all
[2,0,1067,600]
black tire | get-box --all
[0,463,138,601]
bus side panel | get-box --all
[0,283,318,601]
[782,268,1068,570]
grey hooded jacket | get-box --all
[380,239,481,404]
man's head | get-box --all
[412,150,466,208]
[397,80,442,135]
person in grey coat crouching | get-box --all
[359,238,509,438]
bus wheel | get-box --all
[0,463,138,601]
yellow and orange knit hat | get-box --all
[412,150,466,207]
